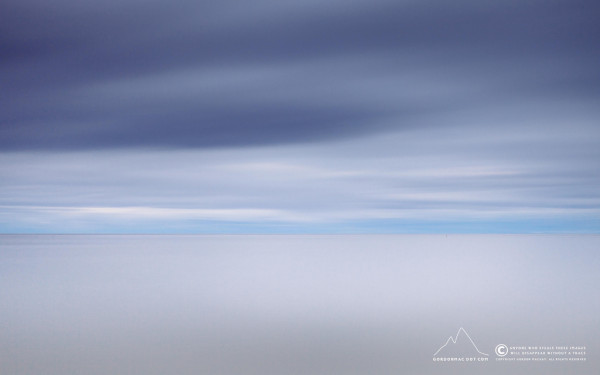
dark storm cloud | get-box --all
[1,0,599,150]
[2,103,388,150]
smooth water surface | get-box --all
[1,235,598,374]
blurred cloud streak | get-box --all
[1,0,599,231]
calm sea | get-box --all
[1,235,598,374]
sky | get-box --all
[1,0,599,233]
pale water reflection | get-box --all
[1,235,598,374]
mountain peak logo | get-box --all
[433,327,489,357]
